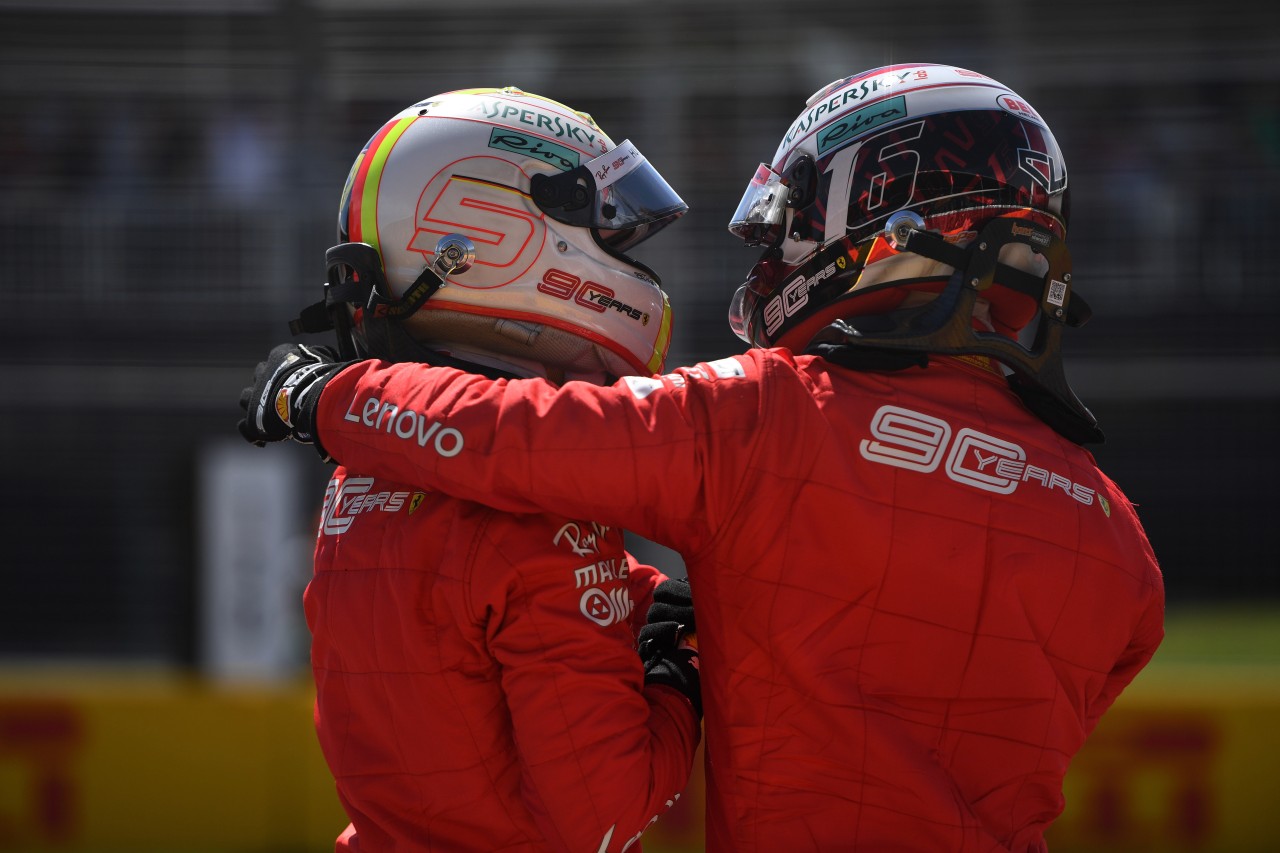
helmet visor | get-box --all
[727,249,784,345]
[728,283,755,343]
[535,139,688,253]
[728,163,789,246]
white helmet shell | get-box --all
[337,87,686,377]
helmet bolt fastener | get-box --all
[433,234,476,276]
[884,210,927,250]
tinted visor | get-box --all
[728,163,789,246]
[727,282,757,344]
[532,139,688,253]
[727,248,784,345]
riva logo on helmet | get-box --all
[860,405,1098,506]
[785,69,922,147]
[537,269,647,322]
[817,96,907,155]
[487,129,580,171]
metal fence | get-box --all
[1,0,1277,664]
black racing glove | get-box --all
[237,343,350,458]
[638,620,701,717]
[647,578,695,637]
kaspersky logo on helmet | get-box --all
[777,65,1021,163]
[421,90,609,154]
[783,68,921,150]
[475,98,604,149]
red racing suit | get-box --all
[305,464,699,852]
[315,348,1165,852]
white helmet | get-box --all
[298,87,687,379]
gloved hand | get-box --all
[638,620,701,718]
[237,343,350,457]
[647,578,695,648]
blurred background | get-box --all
[0,0,1276,850]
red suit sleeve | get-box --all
[471,520,698,852]
[626,556,666,641]
[1082,485,1167,734]
[315,356,769,548]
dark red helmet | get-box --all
[728,64,1069,350]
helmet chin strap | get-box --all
[290,235,477,360]
[805,214,1104,445]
